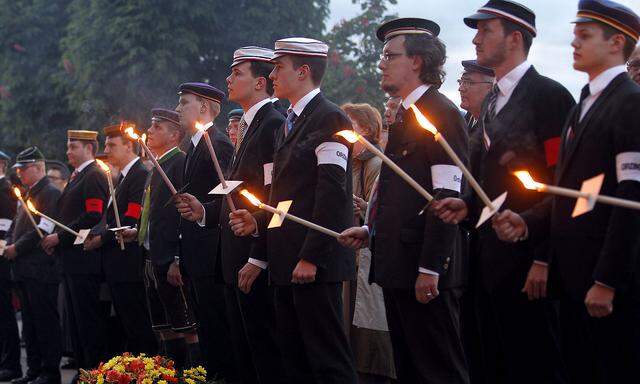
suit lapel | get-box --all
[186,137,205,182]
[277,93,324,151]
[557,73,627,180]
[232,103,271,172]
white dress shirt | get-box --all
[75,159,95,173]
[291,88,321,116]
[580,65,627,121]
[494,60,532,114]
[401,84,431,109]
[244,98,273,127]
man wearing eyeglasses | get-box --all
[458,60,494,133]
[628,46,640,84]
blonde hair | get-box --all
[341,103,383,144]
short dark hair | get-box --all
[290,55,328,86]
[500,19,533,55]
[249,61,275,96]
[403,34,447,88]
[599,23,636,61]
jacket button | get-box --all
[402,150,408,156]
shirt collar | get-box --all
[401,84,431,109]
[119,157,140,178]
[495,60,531,96]
[159,146,179,161]
[75,159,94,173]
[244,98,273,127]
[291,88,321,116]
[191,129,205,147]
[588,65,627,97]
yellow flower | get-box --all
[97,375,104,384]
[158,381,167,384]
[185,379,195,384]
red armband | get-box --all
[124,202,142,220]
[85,198,104,214]
[544,137,561,167]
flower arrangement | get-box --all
[78,353,207,384]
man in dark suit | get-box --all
[121,109,199,369]
[230,37,357,383]
[0,150,21,382]
[174,82,236,381]
[494,1,640,382]
[340,18,470,384]
[40,130,108,377]
[176,46,285,383]
[431,2,575,383]
[458,60,494,134]
[83,124,156,355]
[4,147,62,384]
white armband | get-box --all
[616,152,640,182]
[0,218,11,232]
[431,164,462,192]
[315,142,348,171]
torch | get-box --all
[95,159,125,250]
[514,171,640,217]
[195,122,242,211]
[13,187,44,238]
[336,130,434,203]
[125,126,177,195]
[27,201,89,244]
[239,189,340,238]
[409,104,507,227]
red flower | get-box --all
[117,373,131,384]
[162,374,178,383]
[106,370,121,383]
[127,359,145,373]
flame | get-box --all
[26,200,37,213]
[514,171,542,190]
[95,159,110,173]
[124,126,139,140]
[141,133,147,143]
[336,130,361,144]
[13,187,22,199]
[239,189,262,207]
[409,104,438,136]
[195,121,213,132]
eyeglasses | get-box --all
[457,79,493,88]
[627,60,640,71]
[379,52,405,62]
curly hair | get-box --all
[403,34,447,88]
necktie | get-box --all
[69,170,79,182]
[567,84,591,142]
[184,141,195,174]
[485,84,500,122]
[285,109,298,135]
[235,116,248,152]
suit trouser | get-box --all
[559,283,640,384]
[64,274,107,370]
[273,283,356,384]
[15,280,62,378]
[383,288,469,384]
[224,272,284,384]
[108,281,157,355]
[0,278,20,373]
[474,288,567,384]
[190,276,236,380]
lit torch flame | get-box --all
[13,187,22,199]
[95,159,110,173]
[195,121,213,132]
[124,126,139,140]
[26,200,37,213]
[335,130,361,144]
[240,189,262,207]
[141,133,147,143]
[409,104,438,135]
[513,171,543,191]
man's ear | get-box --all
[410,55,423,73]
[299,64,310,81]
[255,77,266,91]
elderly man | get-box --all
[458,60,494,132]
[627,45,640,84]
[226,108,243,146]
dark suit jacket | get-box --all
[147,148,185,267]
[9,177,61,283]
[100,158,148,283]
[207,101,283,285]
[252,93,355,285]
[56,161,108,275]
[0,177,17,280]
[523,73,640,300]
[180,127,234,279]
[464,66,575,293]
[370,86,468,290]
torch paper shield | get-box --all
[268,200,292,229]
[572,173,604,217]
[73,229,91,245]
[208,180,244,195]
[0,240,6,256]
[476,191,508,228]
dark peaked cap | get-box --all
[573,0,640,42]
[464,0,537,36]
[462,60,495,77]
[376,17,441,42]
[152,108,180,126]
[178,82,225,104]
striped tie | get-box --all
[235,116,248,152]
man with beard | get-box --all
[339,18,470,383]
[493,1,640,382]
[431,2,575,383]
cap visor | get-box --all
[572,16,596,24]
[464,12,498,29]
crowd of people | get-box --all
[1,0,640,383]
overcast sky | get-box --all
[328,0,640,106]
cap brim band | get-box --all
[383,28,433,40]
[476,8,537,35]
[272,50,328,59]
[574,11,639,41]
[230,57,273,68]
[152,116,180,125]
